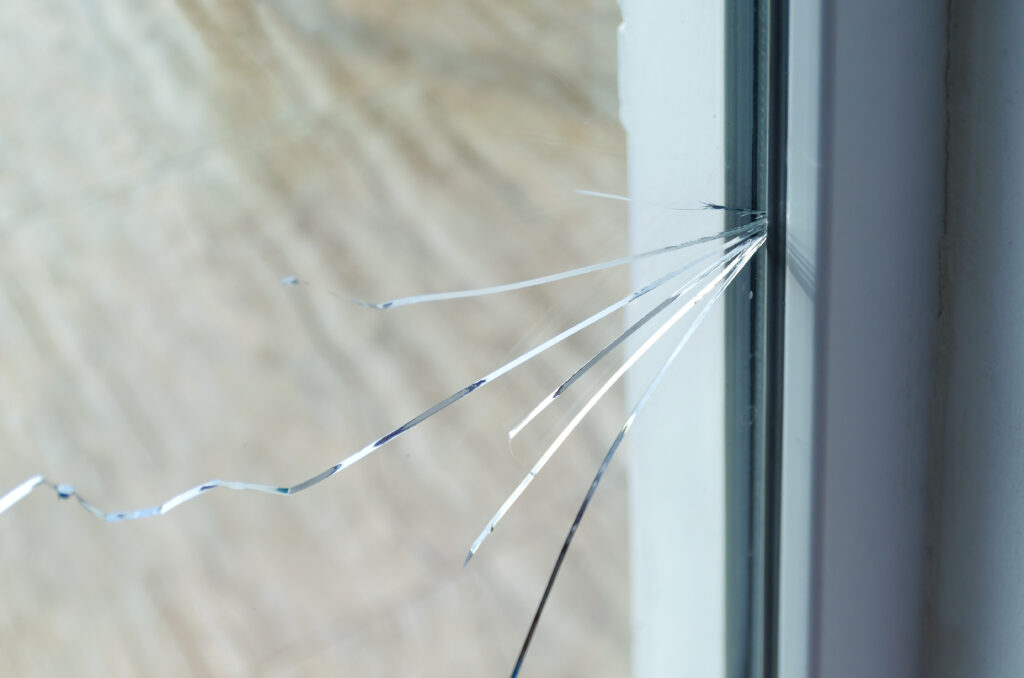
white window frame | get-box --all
[780,1,945,677]
[627,0,951,676]
[620,1,732,676]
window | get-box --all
[0,1,798,676]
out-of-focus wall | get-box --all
[0,2,629,676]
[929,2,1024,676]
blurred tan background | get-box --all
[0,1,630,676]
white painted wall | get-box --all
[928,2,1024,676]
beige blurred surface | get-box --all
[0,1,629,676]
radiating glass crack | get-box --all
[507,233,758,441]
[466,233,766,562]
[0,224,761,522]
[509,231,766,677]
[289,223,762,310]
[1,187,765,678]
[574,189,766,218]
[0,203,766,678]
